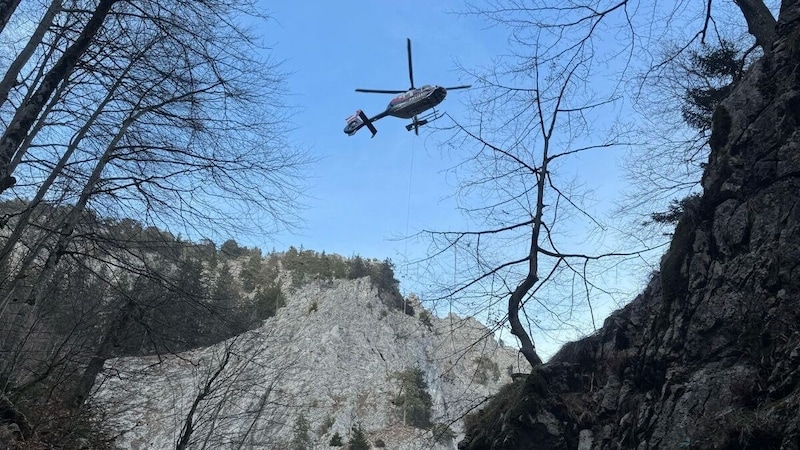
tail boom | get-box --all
[344,110,377,138]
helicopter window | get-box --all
[388,93,409,108]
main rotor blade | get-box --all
[407,38,414,90]
[355,88,406,94]
[444,85,472,90]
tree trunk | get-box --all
[0,0,118,195]
[176,348,233,450]
[0,0,63,109]
[0,0,22,35]
[0,70,120,303]
[508,156,546,367]
[734,0,778,50]
[70,299,137,409]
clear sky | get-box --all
[251,1,654,357]
[258,2,510,267]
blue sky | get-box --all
[258,3,509,263]
[251,1,656,356]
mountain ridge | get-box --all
[92,276,527,449]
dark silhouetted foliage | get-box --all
[220,239,247,258]
[393,367,433,429]
[648,193,703,226]
[432,423,456,444]
[252,284,285,322]
[348,424,370,450]
[291,414,312,450]
[681,41,744,132]
[329,431,344,446]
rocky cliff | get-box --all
[92,277,526,449]
[458,2,800,449]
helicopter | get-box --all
[344,38,471,137]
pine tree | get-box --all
[329,432,344,447]
[393,367,433,429]
[681,40,744,132]
[291,414,312,450]
[240,251,263,293]
[347,255,369,279]
[348,424,370,450]
[211,263,240,315]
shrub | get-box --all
[474,355,500,385]
[419,310,433,330]
[319,415,335,436]
[374,438,386,447]
[392,367,433,429]
[432,423,456,444]
[329,432,344,446]
[348,424,370,450]
[291,414,311,450]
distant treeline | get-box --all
[1,200,408,354]
[0,201,408,448]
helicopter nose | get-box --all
[435,86,447,102]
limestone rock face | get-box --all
[459,2,800,449]
[92,277,526,449]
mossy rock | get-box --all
[461,371,570,449]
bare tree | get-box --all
[422,0,782,365]
[420,43,646,367]
[0,0,22,36]
[0,0,307,444]
[462,1,778,222]
[0,0,119,193]
[0,0,63,109]
[91,329,298,450]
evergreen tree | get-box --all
[329,432,344,447]
[171,255,210,347]
[681,40,744,132]
[393,367,433,429]
[348,424,370,450]
[347,255,369,279]
[291,414,312,450]
[211,263,240,314]
[220,239,246,257]
[240,251,263,293]
[252,284,285,321]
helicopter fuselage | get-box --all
[385,85,447,118]
[343,85,449,137]
[344,38,471,137]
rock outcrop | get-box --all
[92,278,526,449]
[459,2,800,449]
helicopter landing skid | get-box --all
[405,110,442,132]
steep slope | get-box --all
[92,277,526,449]
[459,2,800,449]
